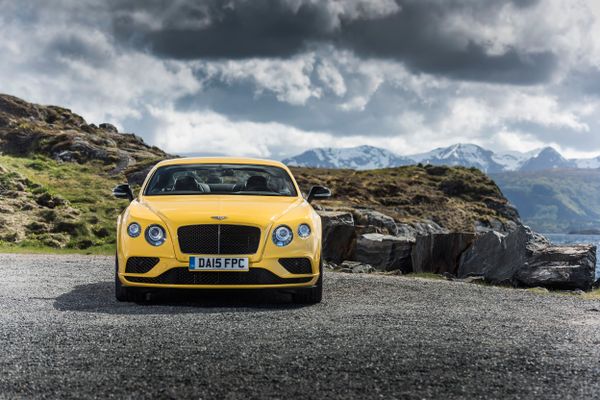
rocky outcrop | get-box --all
[99,123,118,133]
[482,197,520,223]
[474,218,519,234]
[0,94,167,168]
[458,225,595,290]
[339,261,376,274]
[355,233,413,273]
[319,211,356,264]
[458,225,547,285]
[292,161,522,234]
[353,209,398,235]
[318,205,595,291]
[515,245,596,290]
[411,233,475,275]
[396,220,448,240]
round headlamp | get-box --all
[298,224,311,238]
[127,222,141,238]
[145,224,166,246]
[272,225,293,247]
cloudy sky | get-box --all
[1,0,599,159]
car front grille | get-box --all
[177,224,261,255]
[125,257,160,274]
[279,258,313,274]
[125,268,312,285]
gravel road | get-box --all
[1,254,600,399]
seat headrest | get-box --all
[245,175,268,191]
[174,176,198,191]
[206,175,222,184]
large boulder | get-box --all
[458,225,596,290]
[412,233,475,275]
[355,233,414,273]
[318,211,356,264]
[396,220,448,240]
[458,225,547,285]
[352,209,398,235]
[515,245,596,290]
[126,164,155,186]
[474,218,519,235]
[99,122,118,133]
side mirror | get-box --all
[307,185,331,203]
[112,184,134,202]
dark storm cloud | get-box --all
[109,0,554,84]
[47,34,112,66]
[113,0,331,59]
[338,2,556,84]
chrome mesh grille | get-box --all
[177,224,261,255]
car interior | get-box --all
[145,164,296,196]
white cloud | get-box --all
[0,5,200,126]
[284,0,401,30]
[199,54,321,106]
[490,129,546,153]
[148,107,339,158]
[316,60,347,97]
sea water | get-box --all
[544,233,600,279]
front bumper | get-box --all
[119,256,320,289]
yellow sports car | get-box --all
[112,157,331,304]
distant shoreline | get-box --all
[566,230,600,236]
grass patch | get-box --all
[582,289,600,300]
[526,287,551,295]
[0,243,115,255]
[0,154,127,249]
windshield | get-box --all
[144,164,298,197]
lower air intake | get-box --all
[278,258,313,274]
[125,257,160,274]
[125,268,312,285]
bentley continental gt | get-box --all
[112,158,331,304]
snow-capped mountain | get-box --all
[410,144,507,173]
[281,145,413,169]
[575,156,600,169]
[282,143,598,172]
[519,147,575,172]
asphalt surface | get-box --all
[1,254,600,399]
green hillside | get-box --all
[492,169,600,233]
[0,154,127,252]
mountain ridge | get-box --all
[283,143,596,173]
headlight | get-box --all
[272,225,293,247]
[127,222,141,238]
[298,223,311,238]
[145,224,166,246]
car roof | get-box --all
[154,157,288,168]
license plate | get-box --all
[189,257,249,271]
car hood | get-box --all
[140,195,304,230]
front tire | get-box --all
[292,259,323,304]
